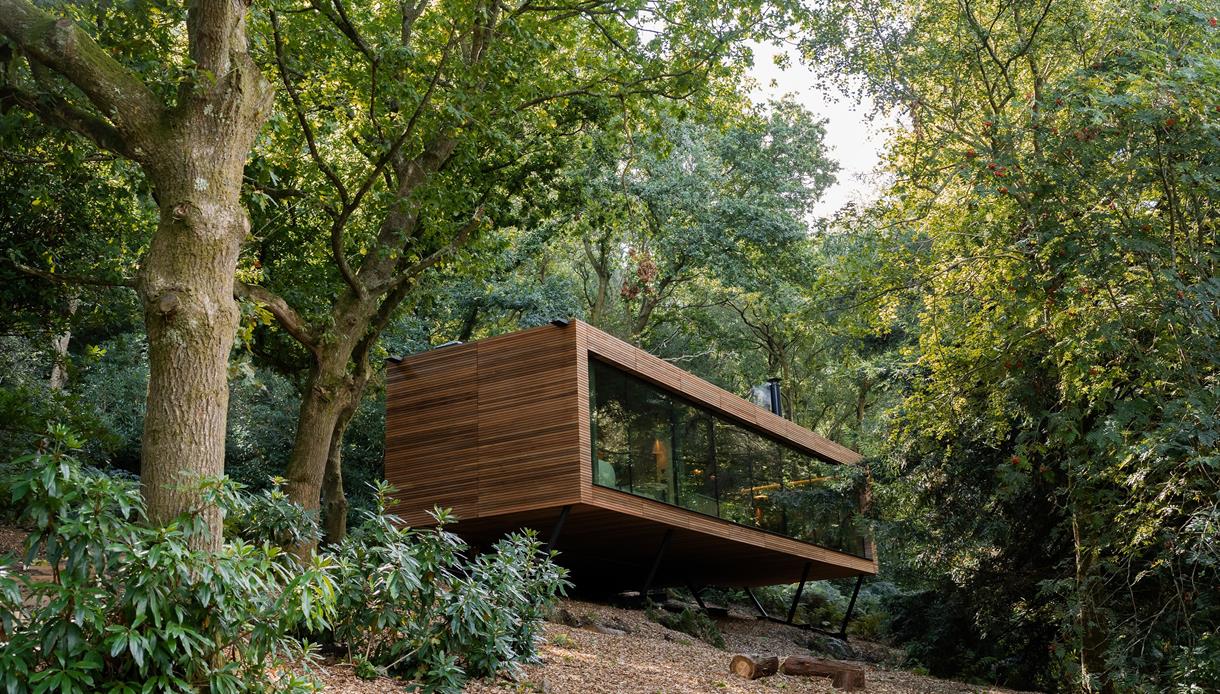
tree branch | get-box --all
[0,83,133,157]
[269,8,350,208]
[11,259,135,288]
[234,280,321,353]
[0,0,161,148]
[374,203,485,296]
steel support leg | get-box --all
[786,563,812,625]
[545,505,571,554]
[641,528,674,599]
[687,584,707,610]
[745,587,769,620]
[837,575,864,639]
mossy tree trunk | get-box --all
[0,0,273,550]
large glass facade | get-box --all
[589,358,870,558]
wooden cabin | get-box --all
[384,320,876,591]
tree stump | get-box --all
[780,655,866,690]
[729,654,779,680]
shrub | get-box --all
[0,429,570,694]
[323,483,569,692]
[224,476,322,549]
[0,426,335,694]
[645,603,725,649]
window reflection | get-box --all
[588,358,868,557]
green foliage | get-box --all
[224,476,322,549]
[884,586,1058,688]
[806,0,1220,689]
[0,431,570,694]
[324,483,569,692]
[645,603,725,649]
[558,101,837,342]
[0,426,335,694]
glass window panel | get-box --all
[714,421,759,527]
[590,360,634,494]
[588,357,867,557]
[778,448,865,554]
[625,377,674,504]
[674,403,717,516]
[753,440,785,534]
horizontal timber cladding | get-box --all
[384,319,876,583]
[474,324,583,515]
[384,323,583,526]
[385,342,481,524]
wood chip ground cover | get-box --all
[319,599,1042,693]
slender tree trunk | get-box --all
[285,366,348,526]
[321,402,357,544]
[458,301,481,342]
[48,295,78,391]
[1072,505,1113,694]
[284,345,369,554]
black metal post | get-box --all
[545,505,571,554]
[642,528,674,599]
[745,587,769,620]
[786,563,812,624]
[687,584,707,610]
[837,575,864,639]
[767,377,783,418]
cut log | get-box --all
[729,654,779,680]
[781,655,866,691]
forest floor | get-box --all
[320,598,1042,694]
[1,524,1037,693]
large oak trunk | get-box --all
[136,62,272,550]
[0,0,273,552]
[139,194,244,549]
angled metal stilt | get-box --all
[745,587,769,620]
[836,575,864,640]
[641,528,674,599]
[545,505,571,554]
[786,562,812,624]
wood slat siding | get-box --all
[575,322,594,501]
[476,324,581,516]
[385,344,480,525]
[385,324,582,526]
[384,319,877,582]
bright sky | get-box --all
[744,41,893,218]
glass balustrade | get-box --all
[589,358,870,558]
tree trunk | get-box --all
[729,654,779,680]
[780,656,866,690]
[137,51,272,549]
[284,362,351,554]
[0,0,274,552]
[1072,506,1114,694]
[48,295,78,391]
[137,171,251,550]
[321,402,357,545]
